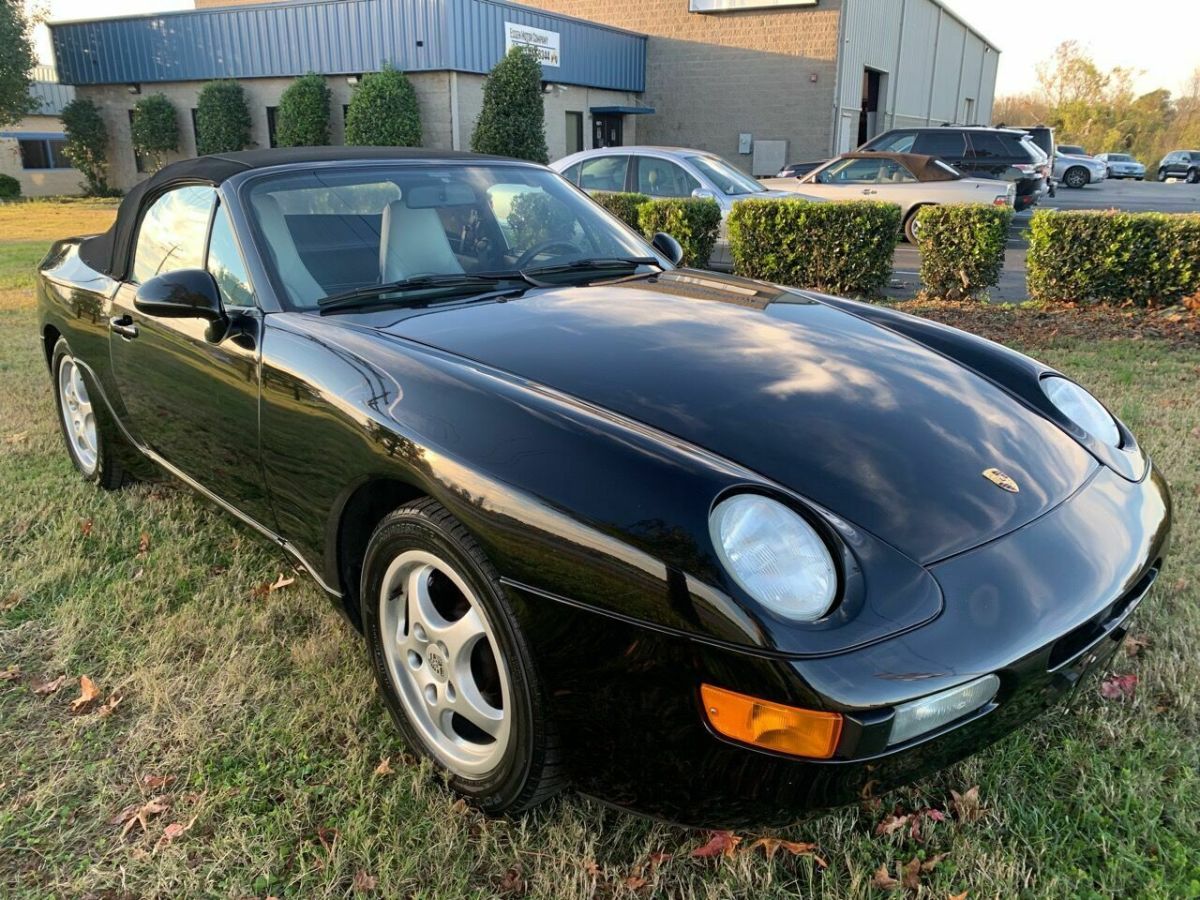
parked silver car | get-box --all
[1053,146,1107,189]
[1096,153,1146,180]
[552,146,810,268]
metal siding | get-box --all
[978,47,998,124]
[837,0,902,112]
[50,0,644,92]
[892,0,938,121]
[928,13,965,123]
[958,32,983,119]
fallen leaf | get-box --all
[131,567,145,581]
[374,757,394,776]
[141,774,176,791]
[0,665,20,682]
[269,573,295,593]
[690,830,741,859]
[496,863,526,897]
[647,851,671,869]
[449,798,471,815]
[80,518,93,537]
[4,431,28,444]
[922,852,950,873]
[948,892,969,900]
[902,857,922,890]
[97,693,123,718]
[0,593,22,612]
[115,795,170,838]
[584,860,602,879]
[250,582,271,600]
[746,837,825,866]
[871,863,900,891]
[138,532,151,555]
[1099,673,1138,700]
[875,813,913,836]
[950,786,983,823]
[32,673,67,696]
[624,875,648,891]
[352,870,378,894]
[153,816,196,853]
[1124,635,1151,658]
[316,826,339,854]
[70,675,102,714]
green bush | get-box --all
[130,93,178,172]
[1027,210,1200,307]
[637,197,722,268]
[345,66,421,147]
[276,72,331,147]
[470,47,548,163]
[589,191,651,230]
[0,173,19,200]
[60,98,111,195]
[195,80,251,155]
[728,199,901,296]
[506,189,576,254]
[915,204,1013,299]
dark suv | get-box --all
[1156,151,1200,183]
[860,126,1051,211]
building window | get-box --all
[266,106,279,148]
[128,109,147,174]
[18,137,72,170]
[565,111,583,155]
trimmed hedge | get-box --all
[728,199,901,296]
[276,72,331,147]
[1028,210,1200,307]
[345,66,421,147]
[61,98,112,196]
[637,197,722,268]
[590,191,650,230]
[196,80,251,155]
[130,93,178,172]
[915,204,1013,299]
[470,47,548,163]
[0,173,19,200]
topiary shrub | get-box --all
[506,189,576,253]
[638,197,722,268]
[589,191,650,230]
[130,93,178,172]
[470,47,548,163]
[345,66,421,147]
[195,80,251,155]
[1027,210,1200,307]
[915,204,1013,299]
[60,98,111,195]
[276,72,331,147]
[0,173,19,200]
[728,199,901,297]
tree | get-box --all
[470,47,548,163]
[344,66,421,146]
[276,72,331,147]
[130,93,179,172]
[195,80,251,155]
[0,0,38,128]
[60,98,112,195]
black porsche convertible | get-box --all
[37,148,1170,827]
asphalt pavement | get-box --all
[886,178,1200,302]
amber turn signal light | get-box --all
[700,684,843,759]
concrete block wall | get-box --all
[0,115,83,198]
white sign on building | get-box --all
[504,22,561,67]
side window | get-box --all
[869,131,916,153]
[206,203,255,308]
[578,155,629,192]
[912,131,968,158]
[560,162,582,185]
[132,185,217,284]
[818,158,889,184]
[635,157,700,197]
[968,132,1010,159]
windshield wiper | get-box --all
[520,256,663,278]
[317,274,522,314]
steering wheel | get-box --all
[513,240,580,269]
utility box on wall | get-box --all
[751,139,787,177]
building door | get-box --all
[858,68,883,147]
[592,114,623,149]
[565,111,584,155]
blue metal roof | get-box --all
[49,0,646,92]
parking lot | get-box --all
[889,178,1200,301]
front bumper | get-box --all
[508,463,1170,827]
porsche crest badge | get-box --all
[982,468,1020,493]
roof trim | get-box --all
[590,105,656,115]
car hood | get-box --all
[366,272,1095,563]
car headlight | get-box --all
[709,494,837,622]
[1042,375,1121,447]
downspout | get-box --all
[889,0,907,130]
[450,71,461,150]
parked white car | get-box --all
[552,146,814,268]
[1053,146,1107,189]
[760,152,1015,243]
[1096,153,1146,180]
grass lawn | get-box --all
[1,202,1198,899]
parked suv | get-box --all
[860,126,1050,210]
[1156,151,1200,183]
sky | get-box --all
[944,0,1198,98]
[29,0,1200,100]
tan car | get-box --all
[760,152,1015,242]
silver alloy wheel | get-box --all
[378,549,512,777]
[58,356,98,475]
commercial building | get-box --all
[0,66,80,198]
[47,0,998,191]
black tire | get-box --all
[1136,176,1144,181]
[1063,167,1089,189]
[902,206,927,244]
[1187,168,1199,184]
[360,498,566,814]
[1157,168,1168,182]
[51,337,133,491]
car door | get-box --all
[633,156,700,199]
[109,185,275,526]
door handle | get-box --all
[109,315,139,339]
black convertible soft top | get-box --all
[79,147,509,280]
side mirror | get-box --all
[135,268,225,322]
[691,187,716,201]
[651,232,685,267]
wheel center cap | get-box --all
[427,645,448,681]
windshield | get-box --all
[687,155,765,195]
[1058,145,1086,155]
[1108,154,1132,161]
[244,163,658,309]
